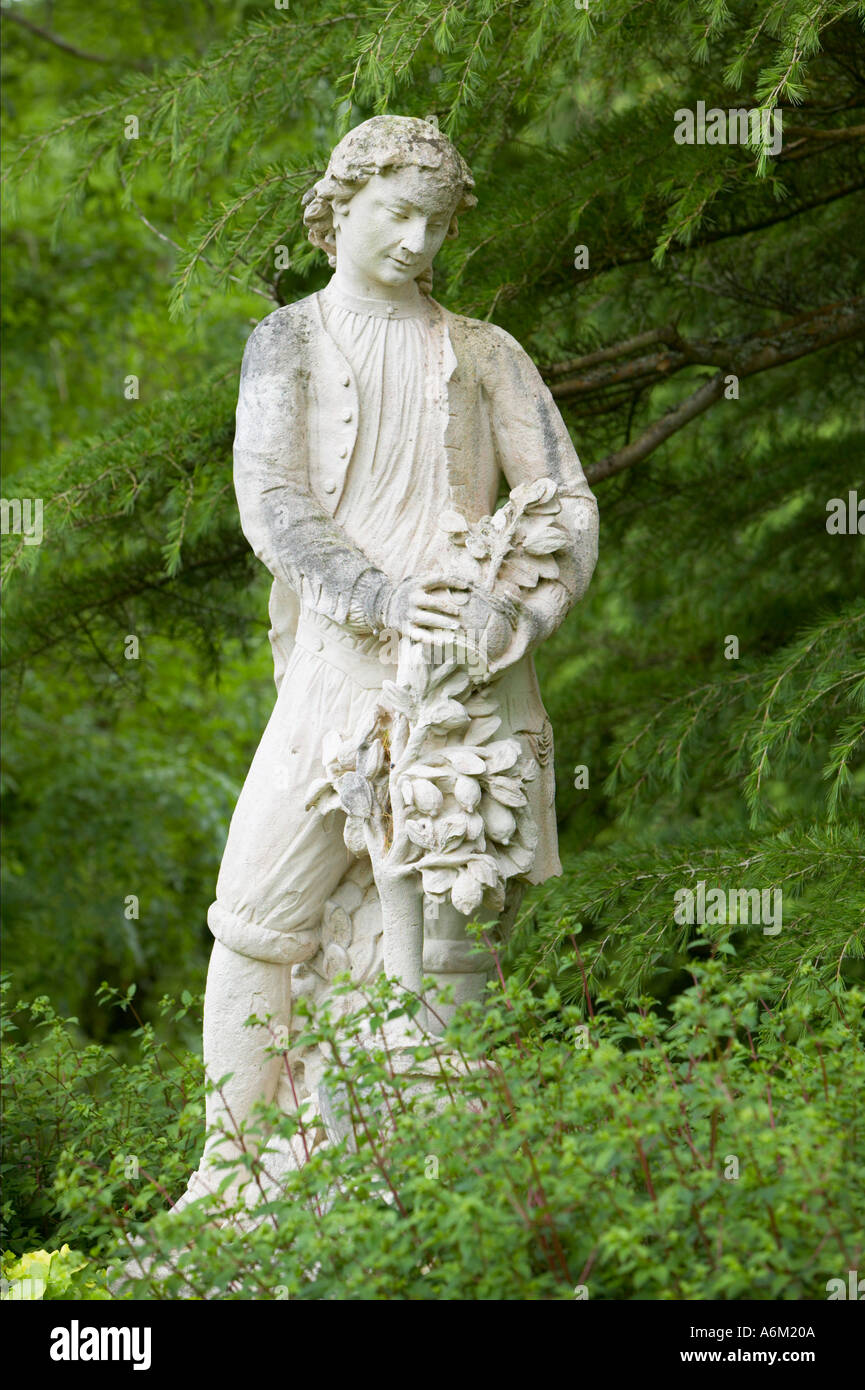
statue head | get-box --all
[302,115,476,296]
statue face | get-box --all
[332,165,459,290]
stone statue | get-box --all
[177,115,599,1211]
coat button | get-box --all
[323,481,336,494]
[341,375,350,387]
[309,634,323,652]
[342,410,352,422]
[339,446,348,458]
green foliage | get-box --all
[12,967,862,1301]
[0,978,205,1251]
[1,1245,111,1301]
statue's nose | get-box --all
[399,222,426,254]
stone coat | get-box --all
[208,288,600,965]
[233,289,599,690]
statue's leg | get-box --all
[175,645,385,1208]
[196,941,291,1193]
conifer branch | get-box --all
[549,297,865,482]
[2,9,150,69]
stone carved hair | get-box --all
[301,114,477,296]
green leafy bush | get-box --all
[14,963,858,1302]
[0,978,204,1253]
[0,1245,110,1301]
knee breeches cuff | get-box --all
[207,901,319,966]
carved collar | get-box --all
[319,281,434,320]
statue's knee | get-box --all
[208,899,319,966]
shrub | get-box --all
[0,978,204,1253]
[17,961,859,1302]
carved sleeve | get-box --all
[233,312,390,631]
[486,328,600,662]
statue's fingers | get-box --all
[411,625,458,647]
[419,593,463,617]
[421,575,470,592]
[413,607,460,629]
[408,624,445,645]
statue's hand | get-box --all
[457,586,516,669]
[379,573,470,645]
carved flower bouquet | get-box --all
[306,477,568,1005]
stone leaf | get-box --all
[343,815,368,855]
[322,904,352,948]
[421,697,471,732]
[405,817,436,850]
[436,813,468,851]
[482,738,521,774]
[463,693,499,716]
[511,477,557,508]
[305,777,340,813]
[500,555,540,590]
[467,714,502,744]
[494,841,535,876]
[429,668,472,702]
[520,522,569,556]
[531,554,561,581]
[337,772,374,818]
[323,942,351,981]
[381,680,415,718]
[467,855,500,888]
[405,761,450,779]
[445,748,486,776]
[485,774,528,808]
[422,867,457,896]
[398,641,430,696]
[440,509,468,536]
[357,738,385,779]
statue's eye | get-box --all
[388,208,409,219]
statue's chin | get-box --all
[378,258,420,284]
